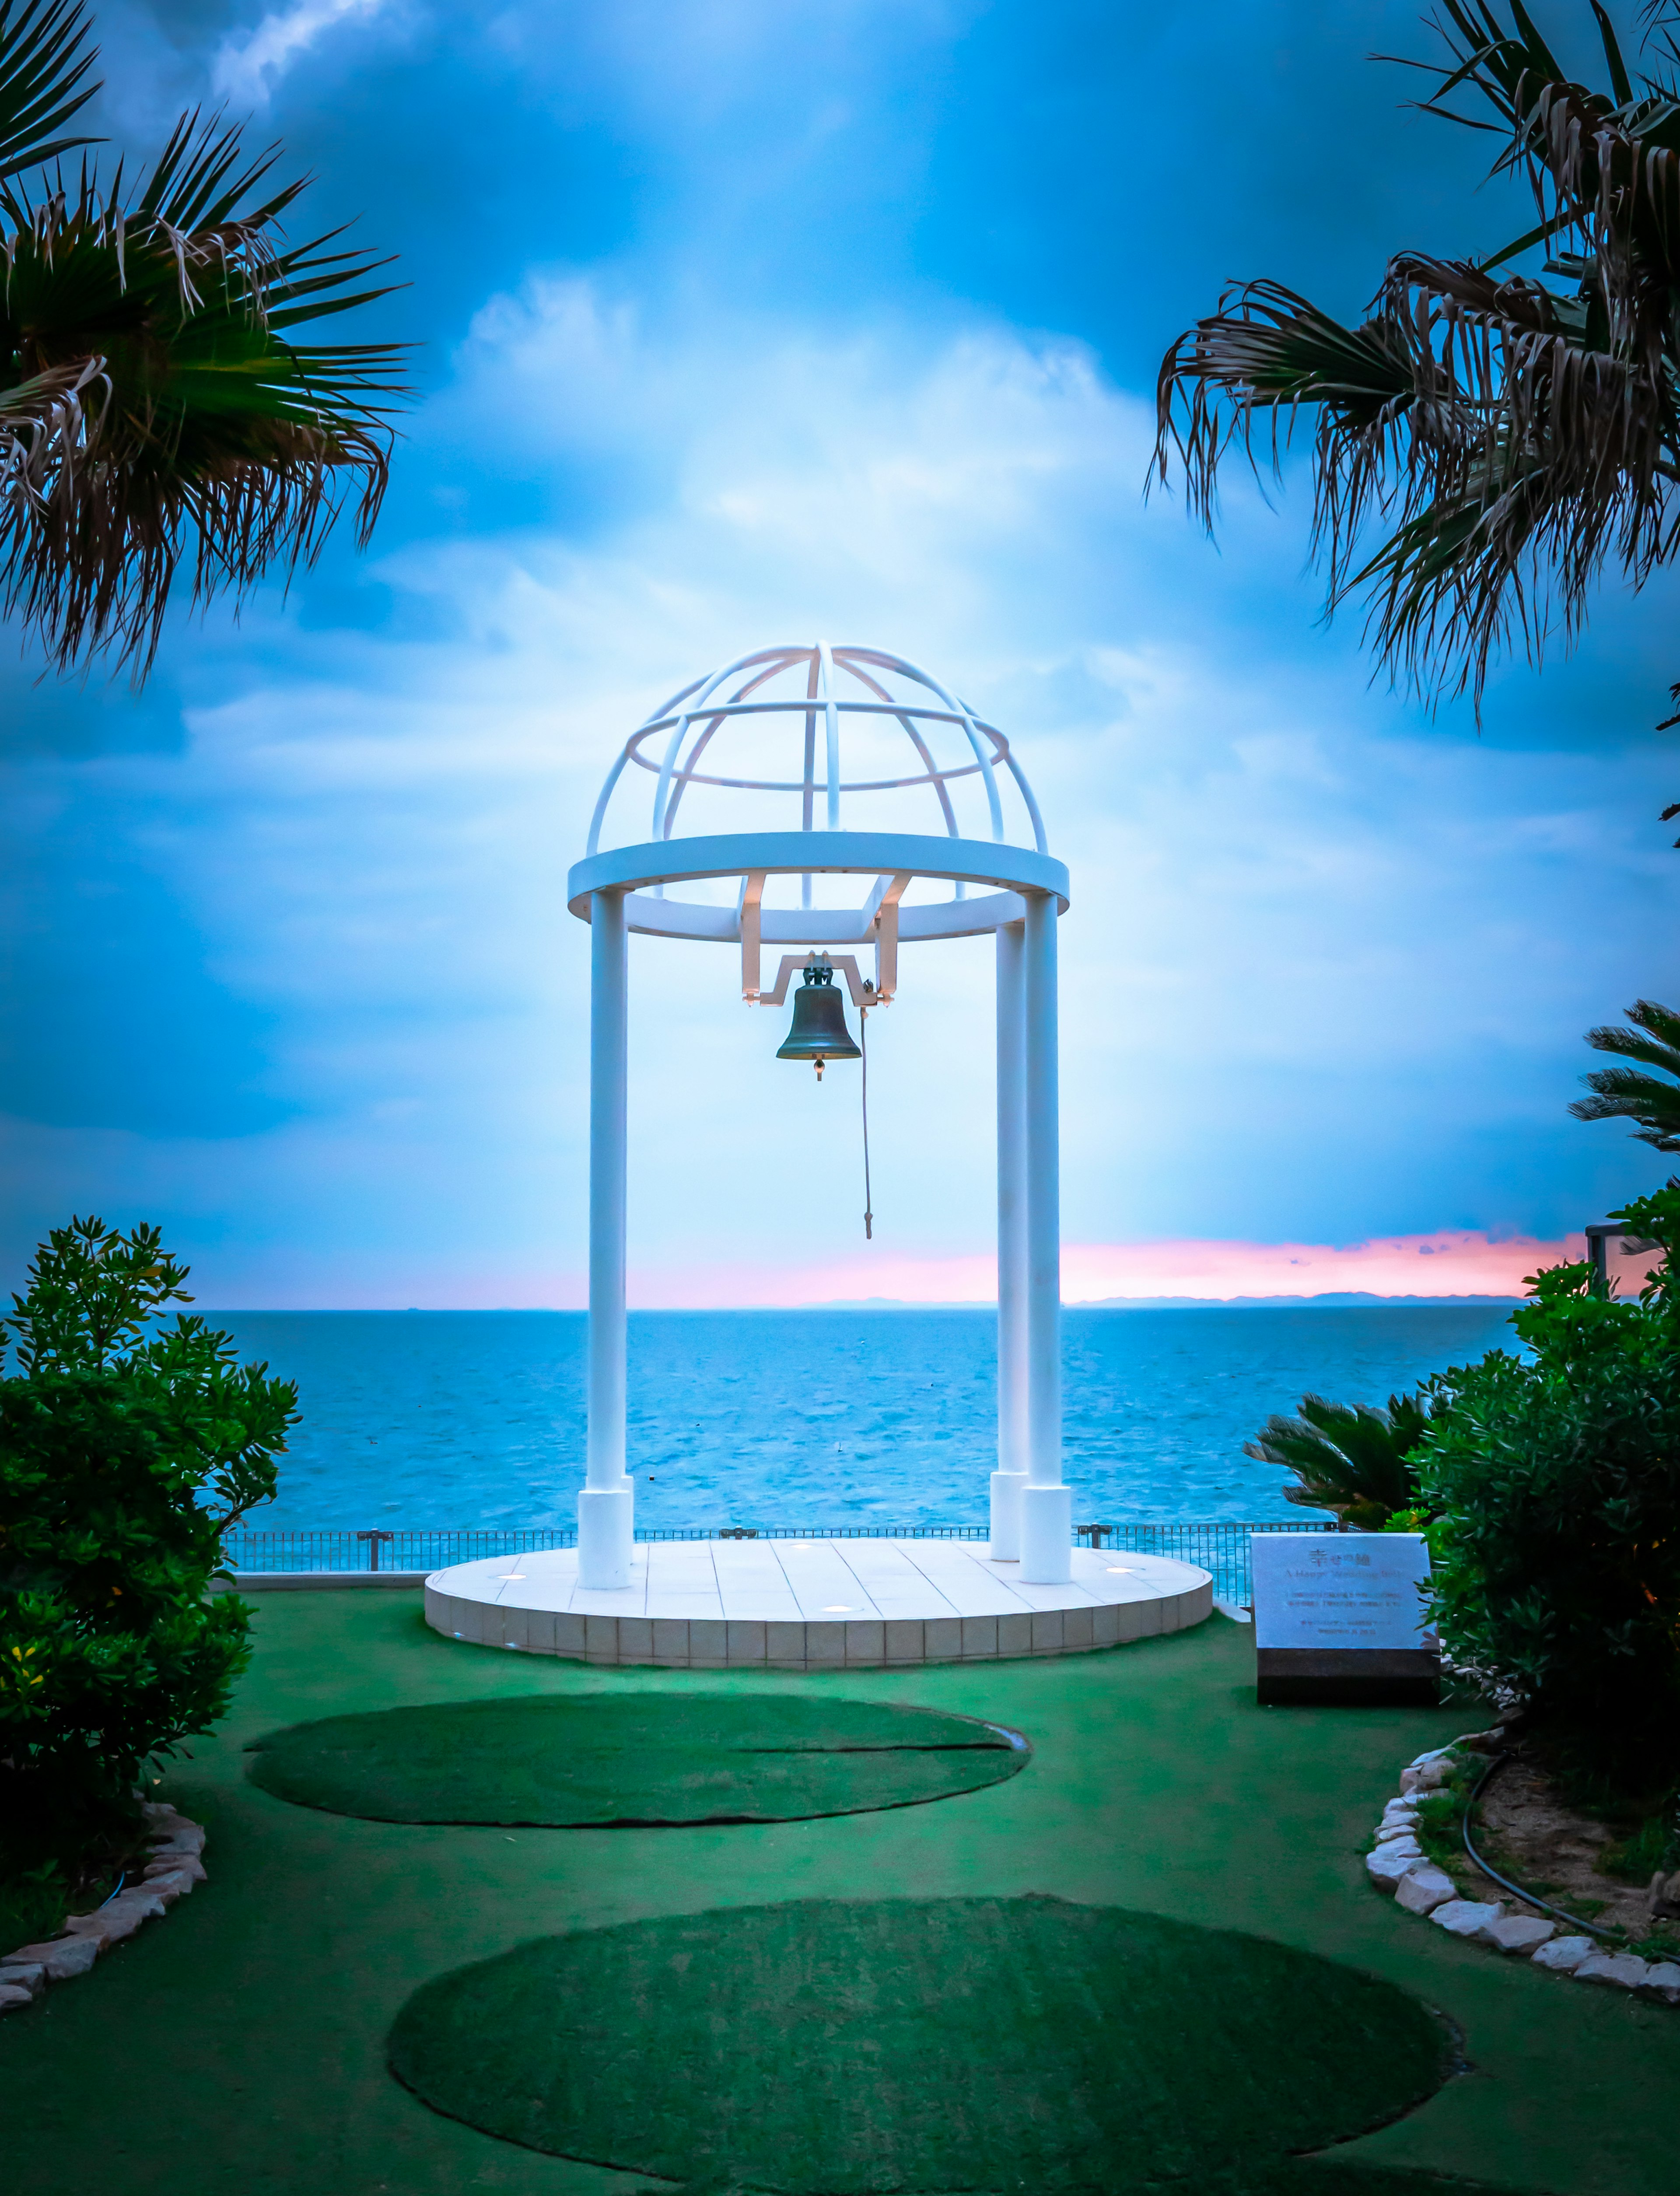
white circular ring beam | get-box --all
[566,830,1071,943]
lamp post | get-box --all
[568,644,1073,1589]
[1584,1219,1659,1292]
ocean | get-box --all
[213,1305,1516,1533]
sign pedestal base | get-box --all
[1255,1645,1440,1707]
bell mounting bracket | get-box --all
[738,868,906,1006]
[752,952,877,1010]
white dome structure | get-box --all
[561,642,1075,1603]
[588,640,1048,868]
[574,644,1062,983]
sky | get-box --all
[3,0,1678,1308]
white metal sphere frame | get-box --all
[566,642,1074,1590]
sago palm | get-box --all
[1571,998,1680,1150]
[1155,1,1680,721]
[0,0,408,681]
[1244,1389,1438,1529]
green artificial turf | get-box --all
[246,1692,1029,1824]
[5,1594,1679,2196]
[388,1892,1452,2195]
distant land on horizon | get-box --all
[206,1293,1527,1313]
[807,1292,1525,1311]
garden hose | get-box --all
[1460,1753,1614,1941]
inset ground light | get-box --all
[245,1693,1029,1825]
[388,1894,1466,2196]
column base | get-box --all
[988,1470,1026,1561]
[1019,1483,1073,1583]
[578,1484,634,1590]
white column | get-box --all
[1019,889,1071,1582]
[579,887,634,1589]
[990,919,1028,1558]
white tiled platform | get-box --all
[424,1539,1213,1669]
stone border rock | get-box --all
[1365,1738,1680,2005]
[0,1802,206,2016]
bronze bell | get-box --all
[776,959,861,1080]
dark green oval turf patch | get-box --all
[246,1693,1029,1825]
[387,1894,1452,2195]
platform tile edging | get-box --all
[424,1568,1214,1670]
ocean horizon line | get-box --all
[200,1292,1526,1313]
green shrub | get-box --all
[1416,1187,1680,1793]
[1599,1812,1676,1885]
[0,1860,67,1950]
[1409,1785,1467,1868]
[0,1218,297,1877]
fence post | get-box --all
[223,1521,1291,1593]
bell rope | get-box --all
[861,997,874,1241]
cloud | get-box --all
[211,0,392,107]
[4,273,1675,1305]
[619,1230,1585,1310]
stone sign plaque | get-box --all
[1251,1533,1438,1705]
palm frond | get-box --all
[1155,2,1680,716]
[1151,278,1419,617]
[1569,1071,1680,1148]
[1584,996,1680,1066]
[1243,1389,1434,1526]
[1571,998,1680,1149]
[0,110,411,678]
[0,0,99,188]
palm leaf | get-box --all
[1570,999,1680,1148]
[1569,1071,1680,1149]
[1153,281,1415,531]
[0,110,410,678]
[1154,3,1680,717]
[1243,1389,1435,1526]
[1582,997,1680,1070]
[0,0,99,187]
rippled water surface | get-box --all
[217,1305,1516,1531]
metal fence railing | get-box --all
[222,1517,1334,1602]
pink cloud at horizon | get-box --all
[622,1229,1591,1309]
[197,1229,1628,1310]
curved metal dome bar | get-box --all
[812,651,961,840]
[652,649,803,842]
[584,644,1046,862]
[640,712,1008,800]
[840,645,1006,841]
[567,644,1072,1608]
[650,650,795,838]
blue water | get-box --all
[214,1306,1516,1531]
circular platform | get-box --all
[424,1538,1212,1670]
